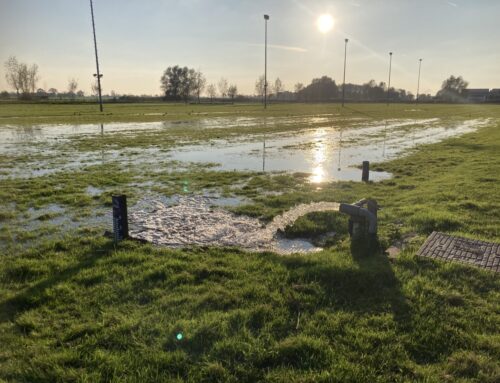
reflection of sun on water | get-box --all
[309,129,327,183]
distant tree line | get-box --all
[247,73,500,104]
[288,76,420,102]
[2,56,117,101]
[249,75,436,103]
[1,55,498,104]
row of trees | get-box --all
[252,76,433,103]
[255,76,284,99]
[291,76,470,103]
[289,77,427,102]
[3,56,105,100]
[1,56,474,103]
[160,66,238,102]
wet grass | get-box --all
[0,101,494,125]
[0,103,499,381]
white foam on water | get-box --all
[129,195,340,254]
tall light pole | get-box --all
[342,38,348,107]
[387,52,393,106]
[90,0,103,112]
[416,58,423,103]
[264,14,269,109]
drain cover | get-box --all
[417,232,500,272]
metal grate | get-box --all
[417,231,500,272]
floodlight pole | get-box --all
[90,0,103,112]
[387,52,393,106]
[264,14,270,109]
[342,38,348,107]
[416,58,422,103]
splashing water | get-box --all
[129,195,340,254]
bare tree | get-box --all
[207,84,217,103]
[227,84,238,101]
[4,57,21,95]
[91,80,99,96]
[4,56,39,97]
[68,78,78,96]
[48,88,58,96]
[218,77,228,99]
[191,70,206,103]
[255,75,267,100]
[27,64,39,94]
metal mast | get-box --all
[342,38,348,107]
[90,0,103,112]
[387,52,393,105]
[416,58,423,103]
[264,14,269,109]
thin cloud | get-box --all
[246,43,308,53]
[290,0,315,16]
[447,1,458,7]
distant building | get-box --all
[464,89,490,102]
[488,89,500,102]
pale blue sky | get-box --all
[1,0,499,96]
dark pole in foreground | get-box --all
[90,0,103,112]
[362,161,370,182]
[264,14,269,109]
[342,38,348,107]
[112,195,128,242]
[416,58,423,103]
[387,52,393,106]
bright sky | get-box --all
[1,0,499,96]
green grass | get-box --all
[1,237,498,382]
[0,103,499,382]
[0,101,495,125]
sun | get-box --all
[317,14,334,33]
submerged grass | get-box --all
[0,103,499,382]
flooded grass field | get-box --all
[0,115,489,181]
[1,103,499,382]
[0,103,494,251]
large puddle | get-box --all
[171,118,487,182]
[0,116,490,182]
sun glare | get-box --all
[317,14,334,33]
